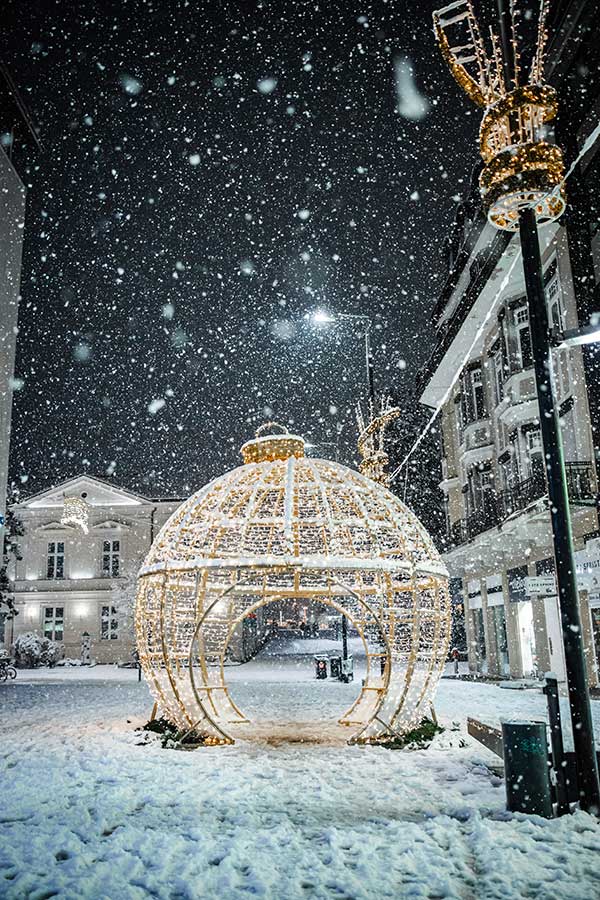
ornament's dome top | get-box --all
[141,427,447,581]
[240,422,305,464]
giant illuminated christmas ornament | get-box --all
[433,0,565,231]
[135,424,450,745]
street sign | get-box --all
[525,575,557,597]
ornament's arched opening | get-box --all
[186,582,393,745]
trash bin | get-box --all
[501,720,553,817]
[329,655,342,679]
[314,656,328,679]
[341,656,354,683]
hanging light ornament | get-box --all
[433,0,565,231]
[60,495,89,534]
[356,397,401,487]
[135,424,450,746]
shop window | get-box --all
[44,606,64,641]
[47,542,65,580]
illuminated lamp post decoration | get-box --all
[60,495,89,534]
[433,0,565,231]
[434,0,600,810]
[135,424,450,745]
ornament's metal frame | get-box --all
[135,431,451,746]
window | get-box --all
[47,542,65,579]
[466,466,494,516]
[555,348,571,397]
[516,307,533,370]
[493,349,504,403]
[44,606,64,641]
[471,367,486,420]
[459,365,486,426]
[102,540,120,577]
[501,433,522,489]
[527,428,545,481]
[101,605,119,640]
[548,277,563,331]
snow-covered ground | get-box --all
[2,641,600,899]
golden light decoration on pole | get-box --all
[357,397,401,487]
[433,0,565,231]
[135,425,450,746]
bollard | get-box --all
[501,720,553,817]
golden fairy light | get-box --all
[135,424,450,745]
[60,495,89,534]
[356,397,401,487]
[433,0,565,231]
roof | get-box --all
[13,474,166,510]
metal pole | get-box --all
[496,0,515,89]
[341,614,348,661]
[364,326,375,408]
[519,206,600,812]
[543,674,570,815]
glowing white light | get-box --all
[312,310,335,324]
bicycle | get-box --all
[0,660,17,683]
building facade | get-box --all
[0,67,41,543]
[5,476,181,664]
[4,474,269,665]
[419,1,600,685]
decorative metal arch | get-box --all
[181,570,394,745]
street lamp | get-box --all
[555,315,600,351]
[308,309,376,407]
[433,0,600,811]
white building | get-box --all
[418,0,600,685]
[0,68,37,542]
[6,475,182,663]
[5,474,271,665]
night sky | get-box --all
[2,0,479,504]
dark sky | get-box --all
[3,0,479,499]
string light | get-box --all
[135,425,451,745]
[60,496,89,534]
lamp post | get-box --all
[310,310,376,408]
[433,0,600,811]
[520,206,600,812]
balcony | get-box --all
[447,461,596,548]
[565,461,596,502]
[499,461,596,519]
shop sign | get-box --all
[575,538,600,593]
[525,575,557,597]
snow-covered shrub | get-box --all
[13,632,63,668]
